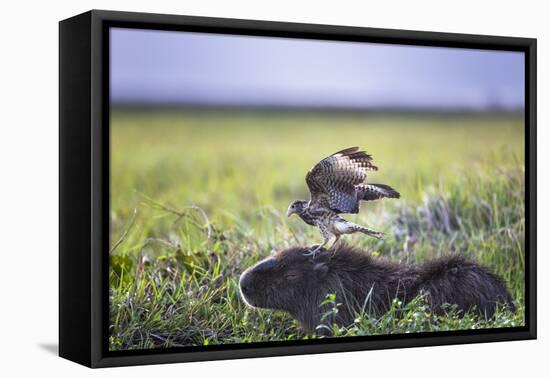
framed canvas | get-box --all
[59,10,537,368]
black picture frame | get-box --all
[59,9,537,368]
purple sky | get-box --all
[110,28,525,110]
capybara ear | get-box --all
[314,262,329,279]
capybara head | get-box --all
[239,246,329,326]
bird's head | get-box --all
[287,200,308,217]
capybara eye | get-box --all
[284,272,300,281]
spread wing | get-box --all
[306,147,378,214]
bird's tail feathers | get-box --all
[348,224,384,239]
[357,183,400,201]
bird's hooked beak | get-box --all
[287,206,296,217]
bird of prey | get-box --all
[287,147,400,256]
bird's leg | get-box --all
[329,235,341,250]
[304,222,331,258]
[303,237,329,258]
[326,235,341,260]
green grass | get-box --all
[108,110,525,350]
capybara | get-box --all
[239,243,514,333]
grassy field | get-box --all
[109,110,525,350]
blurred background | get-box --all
[111,28,524,111]
[109,27,525,225]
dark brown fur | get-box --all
[239,243,514,333]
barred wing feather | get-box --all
[306,147,378,214]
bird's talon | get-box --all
[303,244,324,257]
